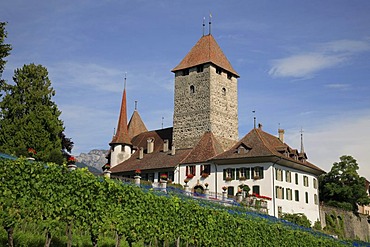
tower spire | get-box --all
[208,13,212,35]
[110,75,131,145]
[202,17,205,36]
[300,128,305,154]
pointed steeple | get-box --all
[128,101,148,139]
[171,34,239,77]
[110,77,131,145]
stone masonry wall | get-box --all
[320,205,370,241]
[172,64,238,150]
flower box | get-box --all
[201,173,209,178]
[239,176,246,181]
[186,174,194,179]
[225,177,233,181]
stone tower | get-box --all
[171,34,239,150]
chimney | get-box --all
[278,129,285,143]
[171,144,176,156]
[147,138,154,154]
[163,139,169,152]
[139,147,144,159]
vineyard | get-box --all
[0,158,367,247]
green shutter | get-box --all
[223,169,226,180]
[231,168,236,180]
[260,167,264,179]
[246,168,250,179]
[236,168,240,180]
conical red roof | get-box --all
[110,88,131,145]
[172,34,239,77]
[128,110,148,139]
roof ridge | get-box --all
[255,128,278,155]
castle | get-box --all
[107,29,325,224]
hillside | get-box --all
[75,149,107,172]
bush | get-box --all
[281,213,311,228]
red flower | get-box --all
[68,156,76,162]
[186,174,194,179]
[160,174,168,179]
[135,169,141,174]
[28,148,36,155]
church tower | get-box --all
[109,78,133,168]
[171,34,239,150]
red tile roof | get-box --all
[213,128,325,175]
[128,110,148,139]
[172,34,239,77]
[182,131,224,164]
[110,88,131,145]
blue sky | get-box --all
[2,1,370,178]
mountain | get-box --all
[75,149,108,173]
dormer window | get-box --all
[216,66,222,75]
[236,144,251,154]
[197,65,204,73]
[227,73,232,80]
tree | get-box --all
[280,213,311,228]
[319,155,370,212]
[0,22,12,96]
[0,63,70,163]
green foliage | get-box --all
[313,220,322,230]
[281,213,311,228]
[0,22,12,90]
[0,158,358,247]
[0,64,72,164]
[319,155,370,213]
[323,212,345,239]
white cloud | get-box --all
[285,111,370,180]
[269,53,346,78]
[269,39,370,79]
[325,83,350,90]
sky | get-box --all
[1,1,370,178]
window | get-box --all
[200,164,211,175]
[305,192,309,204]
[313,178,318,189]
[186,165,196,176]
[295,173,299,185]
[237,167,250,180]
[190,85,195,94]
[197,65,204,73]
[223,168,235,181]
[286,170,291,183]
[216,66,222,75]
[303,176,309,187]
[222,87,226,96]
[252,166,264,179]
[314,194,318,205]
[276,169,283,181]
[182,69,189,76]
[278,206,283,218]
[276,186,284,199]
[252,185,260,195]
[227,73,232,80]
[295,190,299,201]
[227,186,234,197]
[286,188,293,200]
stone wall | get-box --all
[320,205,370,241]
[172,63,238,150]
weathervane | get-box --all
[209,12,212,35]
[252,110,256,129]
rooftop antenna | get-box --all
[300,127,305,154]
[134,100,138,111]
[124,72,127,89]
[252,110,256,129]
[161,117,164,129]
[202,17,206,36]
[208,12,212,35]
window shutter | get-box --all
[186,166,188,176]
[223,169,226,180]
[246,168,250,179]
[201,165,204,174]
[251,168,254,178]
[282,187,285,199]
[194,165,196,175]
[232,168,236,180]
[236,168,240,180]
[260,167,264,179]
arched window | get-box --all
[190,85,195,94]
[222,87,226,96]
